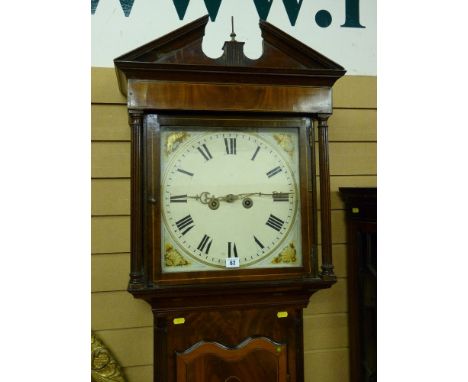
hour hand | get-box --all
[186,192,221,210]
[186,191,214,204]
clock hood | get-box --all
[114,15,346,96]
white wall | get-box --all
[91,0,376,75]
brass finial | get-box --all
[230,16,236,41]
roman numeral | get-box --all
[254,235,265,249]
[175,215,195,235]
[251,146,260,161]
[177,168,194,177]
[266,166,282,178]
[272,192,289,202]
[170,194,187,203]
[228,242,238,258]
[224,138,236,155]
[266,214,285,232]
[197,144,213,161]
[197,234,213,254]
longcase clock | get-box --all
[114,15,345,382]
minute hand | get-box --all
[218,192,292,202]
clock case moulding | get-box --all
[114,14,345,306]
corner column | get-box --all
[128,110,145,289]
[317,114,336,280]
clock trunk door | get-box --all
[176,338,287,382]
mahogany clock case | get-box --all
[112,15,346,382]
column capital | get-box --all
[128,108,144,116]
[316,113,331,126]
[128,109,144,127]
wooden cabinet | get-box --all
[339,188,377,382]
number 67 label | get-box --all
[225,258,240,268]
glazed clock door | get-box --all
[147,114,317,285]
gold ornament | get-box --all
[91,332,126,382]
[165,243,191,266]
[166,132,189,154]
[273,134,294,157]
[271,243,296,264]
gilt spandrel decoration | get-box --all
[164,242,191,267]
[273,133,294,157]
[166,132,190,155]
[271,243,297,264]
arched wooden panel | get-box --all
[176,337,287,382]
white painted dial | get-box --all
[161,129,301,270]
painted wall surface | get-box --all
[91,0,376,75]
